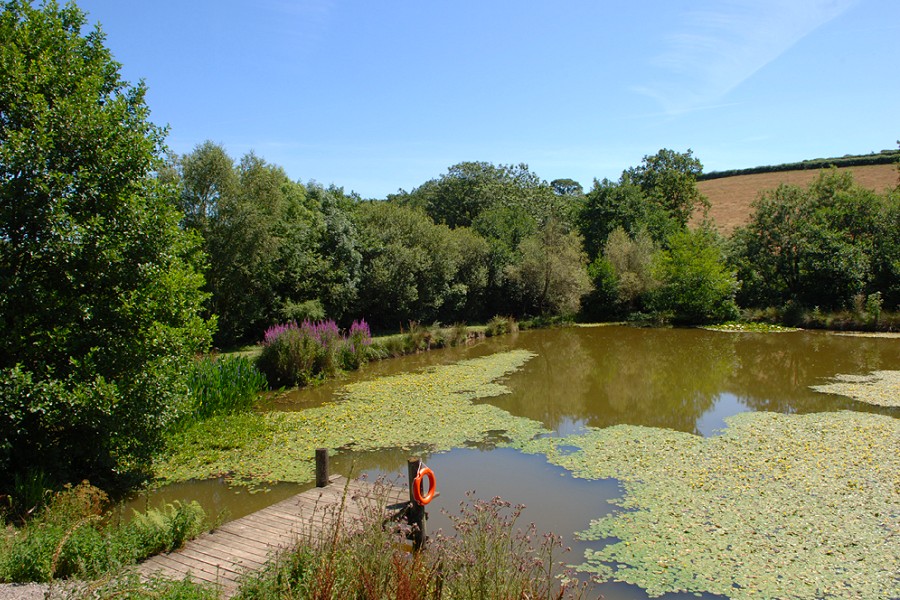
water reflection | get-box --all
[488,327,898,434]
[267,326,898,435]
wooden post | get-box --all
[407,457,426,551]
[315,448,329,488]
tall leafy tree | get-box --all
[178,140,238,234]
[650,228,738,324]
[505,220,592,317]
[353,202,463,328]
[624,148,708,227]
[601,227,660,313]
[393,161,570,229]
[729,171,892,310]
[0,1,212,486]
[579,177,675,258]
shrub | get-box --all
[338,320,373,370]
[256,320,373,388]
[447,322,471,346]
[649,228,739,324]
[121,500,207,557]
[485,316,518,337]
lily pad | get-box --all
[515,411,900,600]
[157,350,546,486]
[810,370,900,408]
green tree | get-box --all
[505,220,592,316]
[353,202,460,328]
[472,205,539,316]
[625,148,708,227]
[602,227,660,312]
[442,226,491,322]
[551,178,584,197]
[580,255,620,321]
[0,1,212,486]
[650,228,739,324]
[729,171,890,310]
[393,161,570,229]
[578,177,675,258]
[177,140,238,234]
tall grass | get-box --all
[368,321,481,360]
[185,355,267,422]
[238,487,587,600]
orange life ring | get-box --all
[413,466,436,505]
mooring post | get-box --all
[315,448,329,488]
[407,457,426,551]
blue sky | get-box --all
[77,0,898,199]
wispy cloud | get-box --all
[636,0,859,114]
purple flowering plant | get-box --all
[258,318,373,387]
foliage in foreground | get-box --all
[157,350,545,486]
[237,493,586,600]
[0,482,207,583]
[515,411,900,600]
[0,0,212,490]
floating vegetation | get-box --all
[832,331,900,339]
[515,411,900,600]
[703,321,800,333]
[157,350,545,486]
[810,370,900,408]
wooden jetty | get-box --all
[136,450,412,598]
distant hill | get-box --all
[695,159,898,234]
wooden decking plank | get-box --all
[217,518,299,542]
[138,556,191,580]
[195,535,273,563]
[152,554,225,585]
[178,543,266,571]
[200,530,287,560]
[241,509,304,531]
[202,529,280,562]
[256,508,338,531]
[225,517,302,542]
[174,547,250,577]
[158,548,232,575]
[192,539,269,569]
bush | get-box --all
[485,315,519,337]
[256,320,372,388]
[650,229,739,324]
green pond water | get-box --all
[129,326,900,599]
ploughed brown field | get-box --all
[694,163,899,234]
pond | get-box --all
[130,325,900,599]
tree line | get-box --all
[1,0,898,492]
